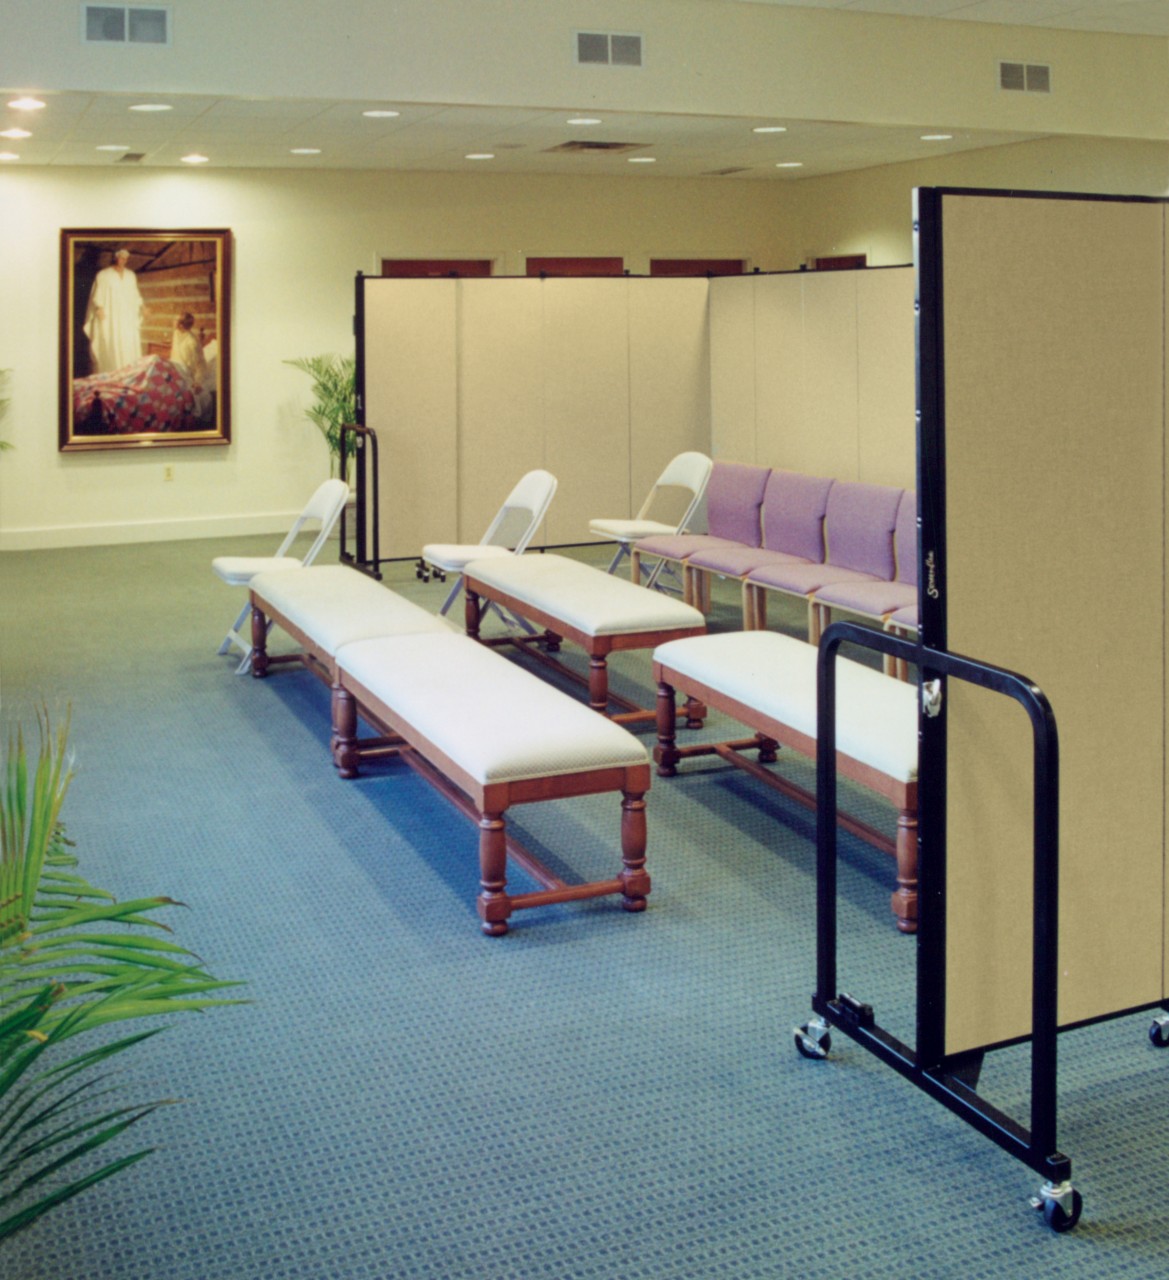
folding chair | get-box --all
[420,469,557,618]
[588,451,712,591]
[212,477,349,674]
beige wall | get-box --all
[783,135,1169,267]
[0,166,795,549]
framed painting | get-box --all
[59,228,232,451]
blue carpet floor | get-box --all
[1,538,1167,1278]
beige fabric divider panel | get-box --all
[708,275,755,462]
[856,269,916,489]
[627,278,712,511]
[540,279,632,546]
[752,275,805,470]
[940,194,1165,1054]
[365,280,459,559]
[457,280,546,542]
[708,269,914,488]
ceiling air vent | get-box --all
[117,151,146,163]
[999,60,1051,93]
[703,167,751,177]
[576,31,642,67]
[83,5,170,45]
[546,139,648,154]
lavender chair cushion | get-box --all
[894,490,917,587]
[634,533,743,562]
[887,605,919,630]
[760,470,834,563]
[704,462,771,548]
[814,579,917,617]
[686,546,810,577]
[744,561,876,594]
[824,482,903,580]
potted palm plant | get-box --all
[285,354,356,480]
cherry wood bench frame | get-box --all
[332,667,651,936]
[463,575,706,726]
[653,659,918,933]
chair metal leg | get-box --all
[604,543,630,575]
[219,601,251,655]
[439,576,465,616]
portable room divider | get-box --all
[799,186,1169,1233]
[353,268,915,571]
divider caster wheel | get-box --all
[1031,1181,1083,1233]
[1149,1015,1169,1047]
[434,570,446,583]
[794,1017,831,1060]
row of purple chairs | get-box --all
[629,461,920,649]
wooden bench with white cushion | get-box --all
[333,632,652,935]
[462,553,706,723]
[249,564,454,681]
[652,630,919,932]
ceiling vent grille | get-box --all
[703,167,751,177]
[83,5,170,45]
[546,139,648,154]
[999,61,1051,93]
[117,151,146,163]
[576,31,642,67]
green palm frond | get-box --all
[0,714,245,1243]
[285,353,356,473]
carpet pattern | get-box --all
[1,537,1167,1278]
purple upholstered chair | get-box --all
[632,461,770,609]
[682,469,835,622]
[743,480,904,640]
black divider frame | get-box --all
[340,272,382,578]
[812,620,1067,1190]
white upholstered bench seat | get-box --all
[249,564,454,677]
[332,631,653,935]
[652,629,919,931]
[462,553,706,721]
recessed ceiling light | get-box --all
[362,109,400,118]
[567,117,601,125]
[181,152,210,164]
[921,133,953,141]
[775,161,803,168]
[96,144,130,151]
[8,97,45,111]
[0,128,31,139]
[465,152,494,160]
[130,103,173,113]
[628,156,656,163]
[290,147,321,155]
[0,152,19,161]
[753,125,787,134]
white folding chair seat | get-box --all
[213,477,349,674]
[420,469,557,618]
[588,452,712,590]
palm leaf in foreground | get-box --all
[0,716,245,1242]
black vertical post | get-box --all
[913,188,949,1073]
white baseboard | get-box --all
[0,511,305,552]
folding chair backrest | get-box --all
[479,470,558,553]
[273,478,350,565]
[635,451,713,530]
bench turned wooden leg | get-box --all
[892,805,918,933]
[683,696,707,730]
[543,629,562,654]
[654,681,679,776]
[464,588,482,641]
[619,789,649,911]
[250,604,270,678]
[588,655,609,713]
[476,810,511,936]
[332,684,361,778]
[757,734,779,765]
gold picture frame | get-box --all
[60,228,232,451]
